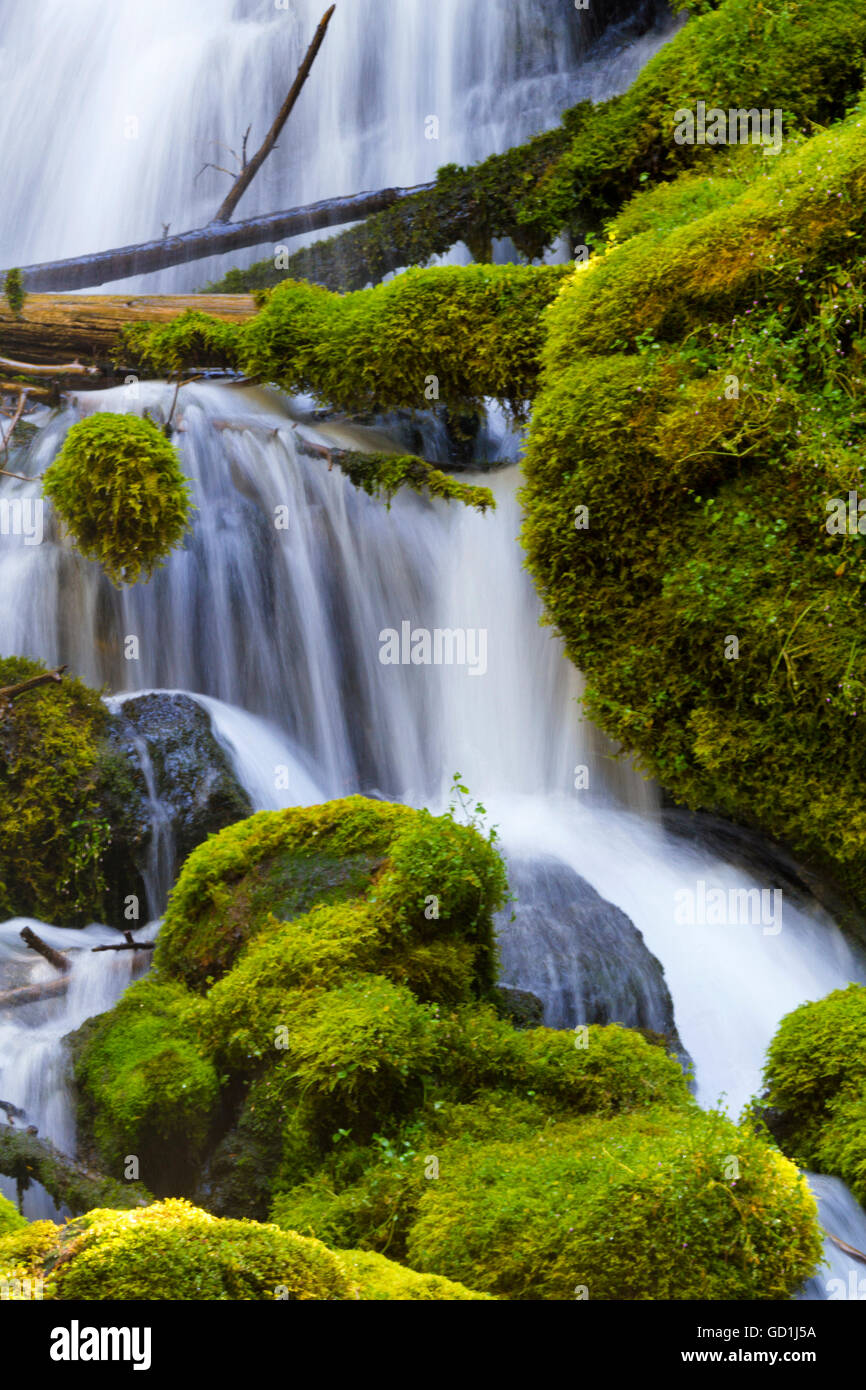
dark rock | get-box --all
[107,693,253,917]
[494,985,545,1030]
[496,855,691,1075]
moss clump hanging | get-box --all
[43,413,192,587]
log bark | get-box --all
[0,293,255,368]
[20,926,71,974]
[6,185,433,295]
[214,5,336,223]
[0,976,69,1009]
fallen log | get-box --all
[0,976,70,1010]
[0,293,255,369]
[5,185,433,295]
[0,1100,26,1122]
[0,1126,153,1215]
[20,926,71,974]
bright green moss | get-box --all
[0,1222,59,1297]
[0,1192,26,1236]
[125,265,569,430]
[341,1248,492,1301]
[519,0,866,247]
[43,1200,351,1301]
[73,978,219,1193]
[43,413,192,587]
[763,984,866,1202]
[0,656,123,924]
[335,451,494,513]
[406,1107,822,1300]
[287,975,443,1121]
[522,105,866,913]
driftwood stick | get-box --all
[825,1228,866,1265]
[20,926,71,975]
[0,666,67,704]
[90,939,155,954]
[0,354,99,378]
[0,388,29,457]
[214,5,336,223]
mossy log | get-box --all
[0,293,256,372]
[0,1126,152,1214]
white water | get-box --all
[0,0,676,288]
[0,0,863,1293]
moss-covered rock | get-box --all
[763,983,866,1203]
[34,1199,350,1301]
[43,413,192,587]
[405,1107,822,1300]
[0,656,145,925]
[71,978,220,1196]
[341,1248,491,1301]
[521,100,866,915]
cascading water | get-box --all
[0,0,863,1299]
[0,0,677,289]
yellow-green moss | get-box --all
[0,1192,26,1236]
[42,1200,351,1301]
[406,1107,822,1300]
[763,984,866,1203]
[72,978,219,1194]
[342,1248,492,1301]
[43,413,192,587]
[0,656,124,924]
[522,103,866,913]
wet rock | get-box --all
[496,855,690,1071]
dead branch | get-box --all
[0,666,67,704]
[214,4,336,224]
[20,926,71,975]
[0,353,99,378]
[0,388,29,458]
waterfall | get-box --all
[0,0,863,1298]
[0,0,676,289]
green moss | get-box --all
[406,1107,822,1300]
[763,984,866,1202]
[72,978,220,1194]
[4,267,25,316]
[0,1127,153,1216]
[125,264,569,429]
[0,1222,59,1296]
[42,1199,351,1301]
[0,1192,26,1235]
[341,1248,492,1301]
[521,103,866,913]
[335,451,494,513]
[0,656,128,924]
[43,413,192,587]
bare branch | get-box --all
[213,4,336,223]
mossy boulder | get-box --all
[405,1107,822,1300]
[71,979,220,1196]
[0,656,146,925]
[341,1248,491,1301]
[763,983,866,1203]
[0,1199,489,1301]
[522,101,866,915]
